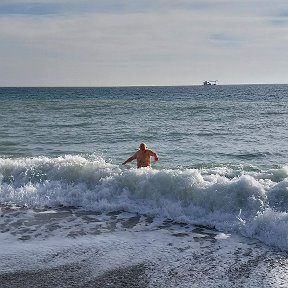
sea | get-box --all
[0,85,288,287]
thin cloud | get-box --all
[0,1,287,86]
[209,32,243,48]
[0,0,277,16]
[0,3,63,15]
[269,10,288,26]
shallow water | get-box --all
[1,204,288,288]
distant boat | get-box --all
[203,80,218,86]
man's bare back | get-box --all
[122,143,159,168]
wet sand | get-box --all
[0,263,148,288]
[1,205,288,288]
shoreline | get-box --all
[1,207,288,287]
[0,263,149,288]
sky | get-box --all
[0,0,287,87]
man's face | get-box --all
[139,143,146,151]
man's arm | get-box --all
[122,153,137,165]
[149,150,159,161]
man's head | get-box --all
[139,143,147,151]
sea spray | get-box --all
[1,155,288,250]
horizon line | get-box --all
[0,82,287,89]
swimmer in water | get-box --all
[122,143,159,168]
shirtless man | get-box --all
[122,143,159,168]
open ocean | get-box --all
[1,85,288,287]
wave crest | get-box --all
[1,155,288,250]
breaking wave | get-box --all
[0,155,288,250]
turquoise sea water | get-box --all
[1,85,287,168]
[0,85,288,250]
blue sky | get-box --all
[0,0,287,86]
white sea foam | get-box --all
[1,223,286,288]
[1,155,288,250]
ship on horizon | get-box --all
[203,80,218,85]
